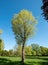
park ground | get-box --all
[0,56,48,65]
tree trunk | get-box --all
[22,43,25,64]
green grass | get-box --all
[0,56,48,65]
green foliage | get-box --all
[0,50,14,56]
[15,45,22,56]
[32,51,36,55]
[0,30,3,35]
[1,50,9,56]
[0,39,4,51]
[11,9,37,45]
[40,46,47,56]
[0,44,48,56]
[25,46,32,55]
[11,10,37,62]
[31,44,41,55]
[9,50,14,56]
[46,48,48,55]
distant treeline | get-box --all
[0,44,48,56]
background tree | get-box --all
[16,45,22,56]
[32,50,36,55]
[40,46,47,56]
[31,44,41,55]
[1,50,9,56]
[0,29,4,56]
[11,10,37,63]
[9,49,14,56]
[0,30,3,35]
[0,39,4,51]
[46,48,48,55]
[25,46,32,56]
[41,0,48,20]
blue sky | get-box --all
[0,0,48,50]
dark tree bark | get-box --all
[22,43,25,64]
[22,24,26,63]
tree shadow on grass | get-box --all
[0,58,48,65]
[27,57,48,65]
[38,57,48,60]
[0,58,28,65]
[0,58,11,65]
[27,62,48,65]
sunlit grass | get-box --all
[0,56,48,65]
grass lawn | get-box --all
[0,56,48,65]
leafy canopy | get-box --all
[0,30,3,35]
[12,10,37,45]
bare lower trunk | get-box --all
[22,43,25,64]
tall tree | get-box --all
[0,30,3,38]
[0,30,4,52]
[0,39,4,51]
[41,0,48,20]
[11,10,37,63]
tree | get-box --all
[16,45,22,56]
[1,50,9,56]
[0,39,4,51]
[25,46,32,56]
[32,50,36,55]
[0,30,3,35]
[0,29,4,53]
[9,49,14,56]
[41,0,48,20]
[31,44,41,55]
[11,10,37,63]
[46,48,48,55]
[40,46,47,56]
